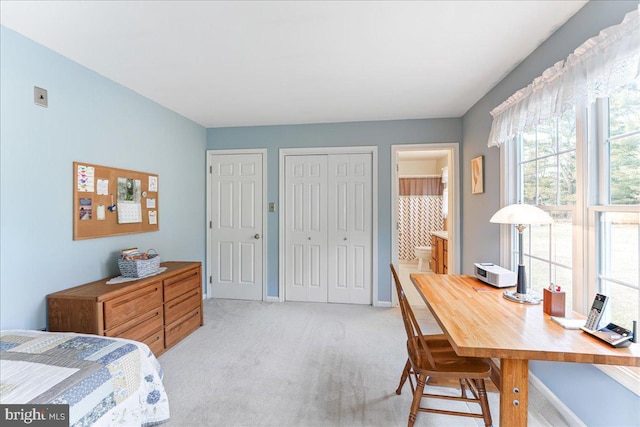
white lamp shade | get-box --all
[490,203,553,225]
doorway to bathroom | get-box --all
[391,143,459,306]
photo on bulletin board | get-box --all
[118,177,141,202]
[117,177,142,224]
[471,155,484,194]
[79,198,92,220]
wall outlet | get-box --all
[34,86,48,107]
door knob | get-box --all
[308,237,311,240]
[254,234,260,239]
[343,237,347,241]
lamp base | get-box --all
[503,289,542,305]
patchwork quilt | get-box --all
[0,330,170,426]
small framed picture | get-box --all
[471,156,484,194]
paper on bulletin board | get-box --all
[148,210,157,225]
[146,198,156,208]
[117,202,142,223]
[148,176,158,192]
[97,179,109,195]
[77,165,95,192]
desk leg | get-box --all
[500,358,528,427]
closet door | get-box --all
[327,154,372,304]
[284,155,328,302]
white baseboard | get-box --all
[375,300,392,308]
[265,296,387,304]
[529,371,585,427]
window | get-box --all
[517,110,576,305]
[512,82,639,328]
[592,83,640,329]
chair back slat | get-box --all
[390,264,437,369]
[391,263,414,340]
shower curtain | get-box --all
[398,177,444,261]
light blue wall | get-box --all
[207,119,461,301]
[3,1,638,422]
[530,361,640,427]
[461,1,640,425]
[0,26,207,330]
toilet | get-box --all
[415,246,432,272]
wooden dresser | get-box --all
[430,234,448,274]
[47,261,203,356]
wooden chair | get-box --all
[390,264,494,427]
[391,264,456,396]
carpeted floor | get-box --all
[159,298,571,427]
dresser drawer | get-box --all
[164,288,201,326]
[103,281,163,330]
[105,306,163,341]
[164,267,200,301]
[142,329,165,357]
[165,307,201,348]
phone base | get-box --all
[581,325,633,348]
[503,289,542,305]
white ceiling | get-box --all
[0,1,587,128]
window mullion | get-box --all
[529,127,540,206]
[597,98,610,206]
[499,140,518,269]
[555,118,560,207]
[575,105,590,313]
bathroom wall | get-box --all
[398,159,439,176]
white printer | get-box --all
[474,263,517,288]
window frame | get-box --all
[589,94,640,395]
[499,97,640,396]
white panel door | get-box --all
[285,155,328,302]
[327,154,372,304]
[211,153,263,300]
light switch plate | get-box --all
[269,203,276,212]
[34,86,48,107]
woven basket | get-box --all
[117,249,160,278]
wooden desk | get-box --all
[410,274,640,427]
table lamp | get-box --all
[490,203,553,304]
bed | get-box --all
[0,330,170,426]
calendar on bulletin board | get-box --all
[73,162,159,240]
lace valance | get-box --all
[488,5,640,147]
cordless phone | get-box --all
[580,293,635,348]
[583,293,608,331]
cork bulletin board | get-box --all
[73,161,159,240]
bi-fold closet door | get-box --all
[284,153,372,304]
